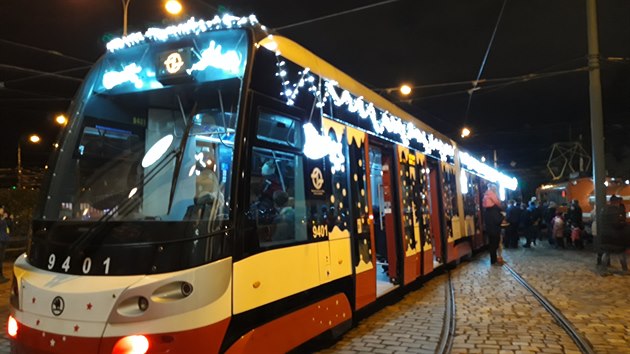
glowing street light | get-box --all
[55,114,68,125]
[165,0,183,15]
[400,84,412,96]
[461,127,471,138]
[28,135,41,143]
[18,134,41,188]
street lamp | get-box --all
[461,127,471,138]
[165,0,183,15]
[55,114,68,126]
[17,134,41,189]
[400,84,412,96]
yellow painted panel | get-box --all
[233,244,321,314]
[329,238,352,280]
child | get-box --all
[552,211,565,249]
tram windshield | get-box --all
[40,29,247,229]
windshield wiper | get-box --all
[167,96,198,213]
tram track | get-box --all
[435,271,455,354]
[503,263,596,354]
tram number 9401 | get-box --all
[47,254,111,275]
[312,225,329,239]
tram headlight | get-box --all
[180,282,193,297]
[138,297,149,312]
[116,296,151,317]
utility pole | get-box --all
[586,0,606,232]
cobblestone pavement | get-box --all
[500,239,630,354]
[1,240,628,354]
[317,277,447,354]
[450,255,580,354]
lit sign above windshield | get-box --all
[157,48,194,84]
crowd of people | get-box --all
[482,184,629,275]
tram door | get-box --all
[369,143,400,295]
[427,158,445,267]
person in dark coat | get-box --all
[505,199,521,248]
[523,201,542,247]
[0,206,10,283]
[597,195,628,275]
[567,199,584,230]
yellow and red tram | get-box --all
[8,15,517,354]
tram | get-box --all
[537,177,630,221]
[8,15,517,354]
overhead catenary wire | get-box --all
[0,38,93,65]
[393,66,588,102]
[463,0,508,124]
[275,0,402,31]
[0,64,84,83]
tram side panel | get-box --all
[414,152,437,276]
[441,162,462,263]
[229,63,355,351]
[396,147,421,284]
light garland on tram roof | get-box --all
[459,151,518,190]
[106,14,261,52]
[264,46,456,161]
[323,81,455,161]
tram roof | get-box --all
[257,35,455,149]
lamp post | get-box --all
[17,134,41,189]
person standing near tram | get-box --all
[483,183,504,266]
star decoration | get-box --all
[32,297,36,304]
[74,325,79,332]
[50,339,56,347]
[86,303,93,310]
[36,320,40,326]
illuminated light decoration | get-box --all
[188,152,206,177]
[625,179,629,185]
[106,15,260,52]
[102,63,143,90]
[187,40,242,75]
[460,172,469,195]
[303,123,345,173]
[128,187,138,199]
[141,134,174,168]
[459,151,518,191]
[325,81,455,161]
[604,180,609,187]
[499,186,507,201]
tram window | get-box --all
[256,111,302,148]
[246,147,307,247]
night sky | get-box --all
[1,0,629,195]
